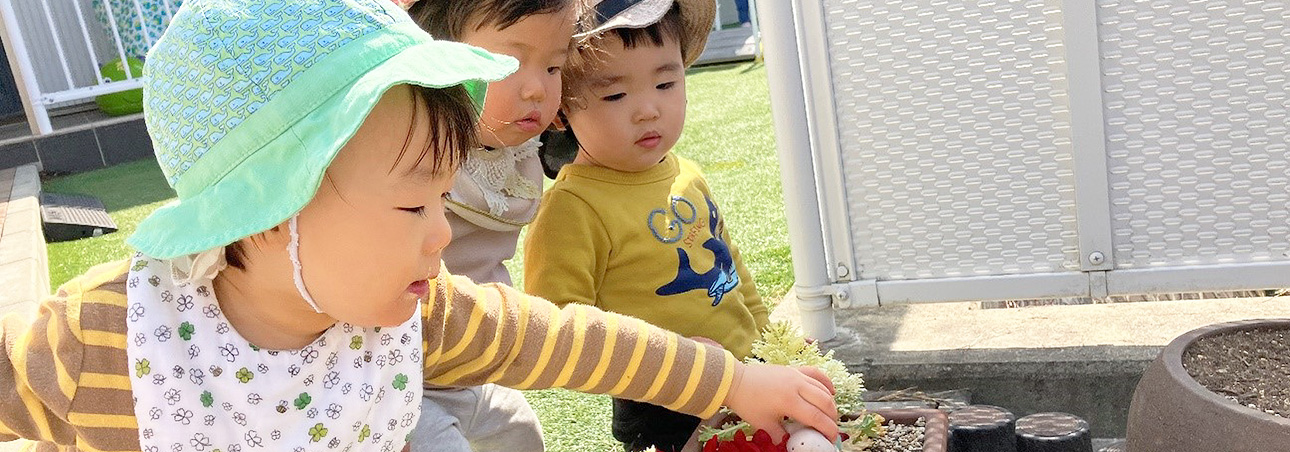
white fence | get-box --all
[0,0,177,135]
[763,0,1290,340]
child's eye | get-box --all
[657,81,676,90]
[398,206,427,217]
[602,93,626,102]
[547,66,561,75]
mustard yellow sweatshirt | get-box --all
[524,154,769,359]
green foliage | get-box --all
[840,414,887,444]
[749,322,866,416]
[699,321,883,445]
[44,159,174,288]
[697,419,756,442]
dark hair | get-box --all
[607,4,685,56]
[561,3,684,110]
[225,84,478,269]
[408,0,574,41]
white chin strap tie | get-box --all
[289,215,325,314]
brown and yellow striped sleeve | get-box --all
[1,260,141,452]
[421,271,740,418]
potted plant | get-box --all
[682,322,950,451]
[1126,318,1290,451]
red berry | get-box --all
[703,438,720,452]
[752,430,773,447]
[734,430,748,443]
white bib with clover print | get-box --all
[124,254,424,452]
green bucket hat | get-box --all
[128,0,517,259]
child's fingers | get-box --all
[800,380,839,421]
[792,390,841,440]
[799,370,832,399]
[797,366,836,394]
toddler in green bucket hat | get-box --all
[0,0,842,451]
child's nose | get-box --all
[520,78,545,103]
[424,210,452,256]
[634,102,660,122]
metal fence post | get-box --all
[760,0,836,340]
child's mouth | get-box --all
[514,111,542,133]
[406,280,429,298]
[636,132,662,149]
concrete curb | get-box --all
[0,163,49,318]
[0,163,43,451]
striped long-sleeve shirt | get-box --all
[0,260,739,451]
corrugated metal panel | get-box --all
[1099,0,1290,269]
[823,0,1082,280]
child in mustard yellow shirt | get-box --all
[523,1,770,450]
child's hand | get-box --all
[724,362,839,442]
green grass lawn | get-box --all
[43,61,785,451]
[43,159,175,288]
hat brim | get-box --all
[577,0,716,67]
[128,34,516,259]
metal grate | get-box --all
[824,0,1082,280]
[1098,0,1290,269]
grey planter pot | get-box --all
[1126,318,1290,452]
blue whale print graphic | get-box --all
[656,195,739,306]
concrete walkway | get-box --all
[0,163,45,452]
[0,163,48,318]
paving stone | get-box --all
[0,164,49,312]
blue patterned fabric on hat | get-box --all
[128,0,517,259]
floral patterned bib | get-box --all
[125,254,424,452]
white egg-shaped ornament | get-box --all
[785,427,837,452]
[783,420,807,435]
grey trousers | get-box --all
[409,384,545,452]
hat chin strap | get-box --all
[288,215,326,314]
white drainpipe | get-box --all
[758,0,836,341]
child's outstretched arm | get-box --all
[419,270,840,438]
[0,303,77,445]
[0,261,136,449]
